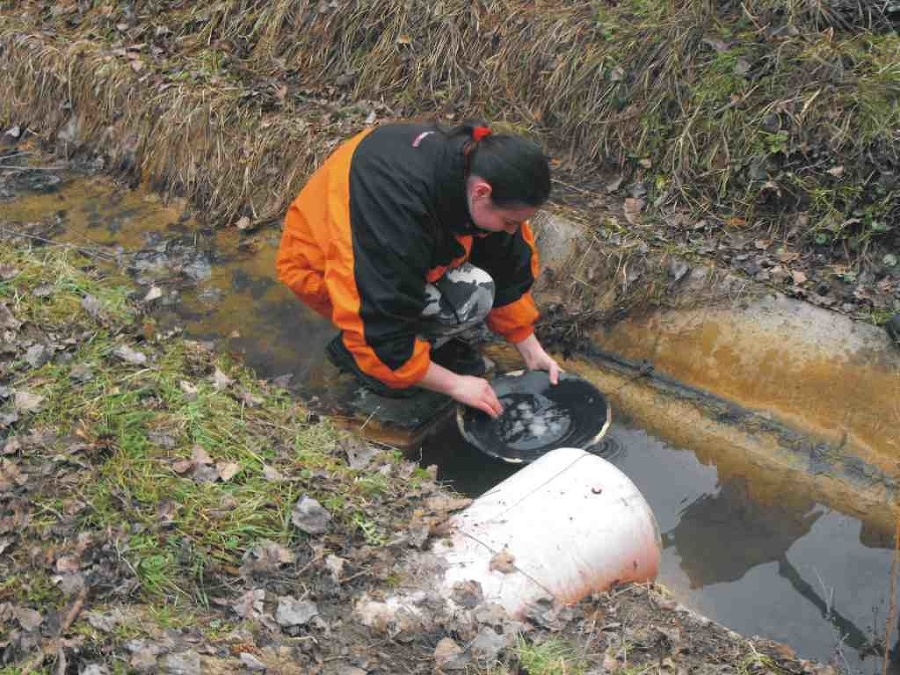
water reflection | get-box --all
[668,477,824,588]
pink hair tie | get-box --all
[472,126,492,142]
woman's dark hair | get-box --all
[448,122,551,208]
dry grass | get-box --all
[0,1,897,240]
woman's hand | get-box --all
[514,333,561,384]
[418,362,504,418]
[448,375,504,418]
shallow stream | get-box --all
[2,170,896,674]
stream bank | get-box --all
[2,147,898,672]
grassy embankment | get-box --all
[1,0,896,260]
[0,240,435,670]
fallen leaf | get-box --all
[112,345,147,365]
[55,555,81,573]
[489,548,516,574]
[172,459,194,474]
[191,446,213,465]
[231,588,265,619]
[325,554,347,583]
[217,461,240,482]
[275,596,318,627]
[623,198,645,226]
[262,464,285,482]
[14,606,43,631]
[144,286,163,302]
[791,270,808,285]
[81,295,104,319]
[235,216,252,231]
[237,390,264,407]
[179,380,198,400]
[291,495,332,534]
[826,166,844,177]
[425,495,472,514]
[14,390,45,413]
[211,367,234,390]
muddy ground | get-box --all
[1,129,883,674]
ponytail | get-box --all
[447,122,551,208]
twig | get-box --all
[0,164,66,171]
[0,228,117,261]
[21,586,89,674]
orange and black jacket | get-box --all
[276,123,540,389]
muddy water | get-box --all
[2,172,896,674]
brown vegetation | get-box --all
[1,1,896,245]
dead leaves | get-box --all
[489,548,516,574]
[170,445,241,484]
[623,197,645,226]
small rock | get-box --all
[131,648,159,673]
[291,495,331,535]
[433,637,470,671]
[275,597,318,627]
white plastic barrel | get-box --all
[433,447,661,616]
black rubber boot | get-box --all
[325,335,419,399]
[430,338,488,377]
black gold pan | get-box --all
[456,370,611,464]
